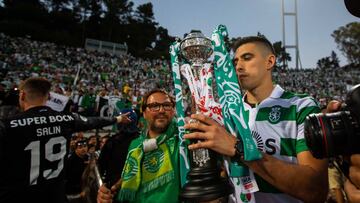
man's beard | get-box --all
[149,114,170,133]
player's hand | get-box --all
[183,114,237,156]
[116,112,132,124]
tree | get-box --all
[72,0,91,22]
[88,0,103,25]
[3,0,42,8]
[135,3,154,23]
[330,51,340,68]
[332,22,360,65]
[124,3,159,58]
[317,57,331,70]
[2,0,46,22]
[102,0,133,40]
[0,0,49,39]
[229,37,241,52]
[316,51,340,70]
[43,0,71,12]
[0,0,176,59]
[86,0,105,40]
[273,41,291,69]
[153,26,176,58]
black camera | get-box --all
[304,84,360,159]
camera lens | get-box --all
[304,111,353,158]
[304,114,328,159]
[305,84,360,158]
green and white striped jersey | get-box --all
[244,85,320,203]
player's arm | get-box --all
[246,100,328,203]
[183,117,328,203]
[72,113,116,132]
[245,151,328,203]
[72,112,132,132]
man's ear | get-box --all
[19,90,26,102]
[266,54,276,70]
[143,109,148,120]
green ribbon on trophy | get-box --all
[170,41,189,186]
[212,25,262,162]
[211,25,262,201]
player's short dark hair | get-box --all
[141,89,175,112]
[20,77,51,100]
[233,36,275,55]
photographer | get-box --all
[0,87,20,119]
[65,139,89,202]
[325,100,360,203]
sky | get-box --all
[133,0,359,69]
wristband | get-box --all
[231,139,243,163]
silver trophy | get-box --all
[179,31,233,202]
[180,31,213,68]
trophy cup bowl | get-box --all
[180,31,213,69]
[179,31,233,202]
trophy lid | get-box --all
[180,31,213,66]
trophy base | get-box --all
[180,167,234,203]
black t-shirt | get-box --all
[65,153,88,195]
[98,131,139,187]
[0,106,117,203]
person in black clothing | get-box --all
[0,77,132,203]
[97,108,140,192]
[99,135,110,150]
[66,139,89,202]
[79,109,139,203]
[0,88,20,119]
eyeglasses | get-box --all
[146,102,174,112]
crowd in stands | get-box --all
[1,33,360,203]
[1,33,359,114]
[0,33,173,118]
[273,67,359,108]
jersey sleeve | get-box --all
[71,113,117,132]
[296,97,320,154]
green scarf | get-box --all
[212,25,261,202]
[212,24,262,167]
[117,119,178,202]
[170,41,189,186]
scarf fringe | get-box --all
[142,171,175,193]
[119,121,177,201]
[117,188,136,202]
